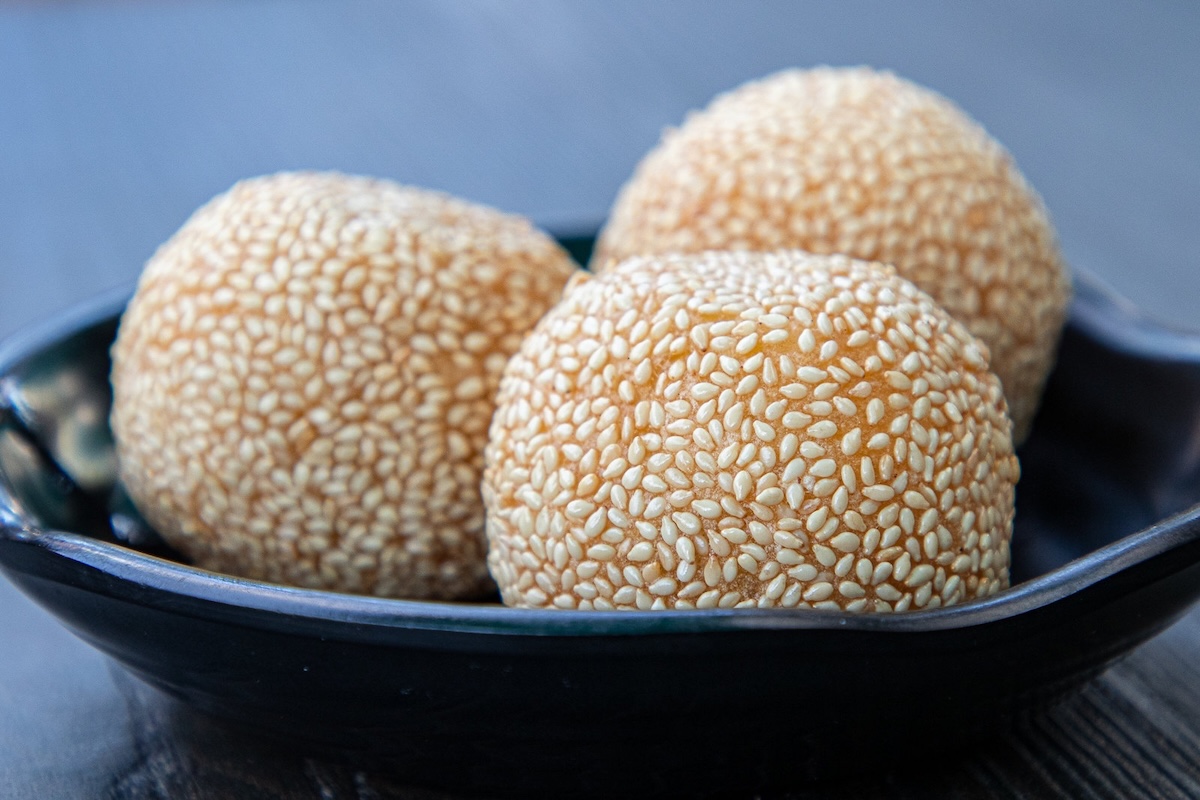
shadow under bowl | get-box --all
[3,241,1200,796]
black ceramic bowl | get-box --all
[3,242,1200,797]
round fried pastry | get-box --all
[485,250,1018,611]
[111,172,577,599]
[594,67,1070,442]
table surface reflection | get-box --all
[2,2,1199,797]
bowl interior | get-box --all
[4,264,1200,598]
[6,266,1200,798]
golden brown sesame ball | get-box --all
[484,250,1018,612]
[111,172,577,599]
[593,67,1070,443]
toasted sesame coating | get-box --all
[484,251,1018,612]
[593,67,1070,443]
[111,172,577,599]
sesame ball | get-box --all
[484,250,1018,612]
[593,67,1070,443]
[111,172,577,599]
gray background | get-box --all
[1,1,1198,340]
[1,2,1198,798]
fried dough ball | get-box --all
[594,67,1070,442]
[484,250,1018,611]
[111,172,577,599]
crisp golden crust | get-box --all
[484,251,1018,611]
[111,172,577,599]
[593,67,1070,442]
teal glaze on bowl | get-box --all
[3,242,1200,796]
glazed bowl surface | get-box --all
[3,240,1200,796]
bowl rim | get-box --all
[8,504,1199,638]
[3,268,1200,639]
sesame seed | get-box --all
[642,475,669,493]
[736,375,760,395]
[847,330,871,348]
[841,428,862,456]
[752,420,777,442]
[782,458,806,483]
[838,580,866,599]
[807,420,838,438]
[831,532,861,553]
[831,486,850,515]
[871,584,901,605]
[790,564,819,582]
[649,577,678,596]
[587,544,616,561]
[804,582,834,602]
[813,478,839,497]
[813,545,837,567]
[473,247,1018,611]
[810,458,837,478]
[735,333,759,354]
[798,366,827,383]
[628,541,655,562]
[751,486,781,506]
[905,564,936,588]
[923,531,940,560]
[797,443,823,461]
[722,558,739,582]
[565,499,595,519]
[863,485,896,502]
[786,484,806,509]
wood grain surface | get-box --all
[90,612,1200,799]
[1,2,1199,798]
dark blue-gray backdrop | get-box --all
[1,1,1197,339]
[1,3,1198,798]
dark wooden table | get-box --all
[2,3,1199,797]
